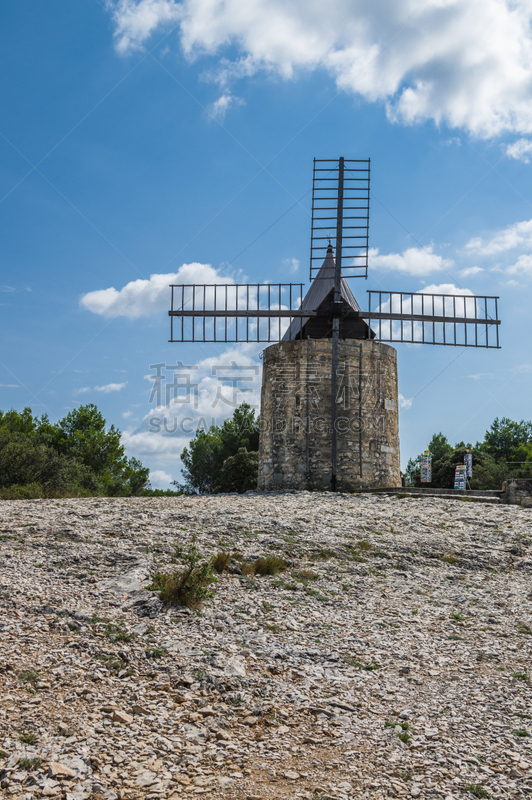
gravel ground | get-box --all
[0,492,531,800]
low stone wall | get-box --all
[501,479,532,507]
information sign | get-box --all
[421,450,432,483]
[454,464,467,490]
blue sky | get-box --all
[2,0,532,488]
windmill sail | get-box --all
[364,290,500,348]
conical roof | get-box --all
[282,244,363,341]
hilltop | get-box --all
[0,493,531,800]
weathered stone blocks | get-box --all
[258,338,400,490]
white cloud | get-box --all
[369,246,452,276]
[122,410,133,418]
[107,0,182,54]
[282,257,300,274]
[76,383,128,395]
[80,262,231,318]
[420,283,473,297]
[94,382,128,393]
[506,138,532,162]
[108,0,532,138]
[0,384,19,388]
[465,217,532,255]
[399,393,413,410]
[149,469,174,488]
[2,286,15,292]
[122,343,262,468]
[506,253,532,275]
[207,92,245,121]
[459,266,483,277]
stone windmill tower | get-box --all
[169,157,501,492]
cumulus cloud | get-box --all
[506,138,532,162]
[149,469,174,488]
[465,217,532,255]
[75,383,127,395]
[399,393,413,410]
[122,343,262,467]
[420,283,473,296]
[459,266,484,277]
[506,253,532,276]
[207,92,245,121]
[107,0,182,54]
[94,382,128,393]
[108,0,532,138]
[282,257,300,274]
[369,246,452,276]
[80,262,230,318]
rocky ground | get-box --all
[0,492,531,800]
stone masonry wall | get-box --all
[501,479,532,508]
[258,338,400,491]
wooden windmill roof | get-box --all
[282,244,364,341]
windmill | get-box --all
[168,157,501,492]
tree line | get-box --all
[0,404,150,499]
[405,417,532,489]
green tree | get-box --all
[216,448,259,493]
[0,403,149,497]
[482,417,532,463]
[180,403,259,494]
[52,404,124,475]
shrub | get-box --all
[150,537,217,609]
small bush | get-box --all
[250,555,287,576]
[0,483,44,500]
[18,669,38,684]
[19,731,38,745]
[212,551,232,573]
[19,757,41,771]
[465,785,490,799]
[151,537,217,609]
[512,728,530,737]
[292,569,319,581]
[440,552,458,564]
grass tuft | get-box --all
[19,731,38,745]
[212,551,232,574]
[19,757,41,771]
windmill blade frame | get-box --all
[168,282,308,342]
[310,157,370,281]
[364,290,501,348]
